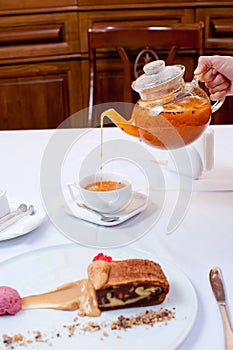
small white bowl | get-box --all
[78,172,132,213]
[0,190,10,219]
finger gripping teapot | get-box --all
[101,60,223,149]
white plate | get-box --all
[65,192,148,227]
[0,207,45,241]
[0,244,197,350]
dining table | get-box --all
[0,123,232,350]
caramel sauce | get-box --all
[22,261,110,317]
[84,180,126,192]
[22,280,100,316]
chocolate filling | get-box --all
[97,283,165,311]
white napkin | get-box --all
[65,192,148,226]
[0,210,45,241]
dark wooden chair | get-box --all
[87,22,205,127]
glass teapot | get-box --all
[101,60,223,149]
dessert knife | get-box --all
[209,267,233,349]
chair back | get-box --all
[88,22,205,126]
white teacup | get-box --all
[68,172,132,213]
[0,190,10,219]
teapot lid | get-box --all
[132,60,185,99]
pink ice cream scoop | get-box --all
[0,286,22,315]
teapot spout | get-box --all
[100,109,140,138]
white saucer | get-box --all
[65,192,148,226]
[0,206,45,241]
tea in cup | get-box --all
[68,172,132,213]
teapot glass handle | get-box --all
[211,99,225,113]
[192,74,225,114]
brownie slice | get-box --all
[95,259,169,311]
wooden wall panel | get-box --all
[0,1,232,128]
[0,0,77,14]
[196,8,233,51]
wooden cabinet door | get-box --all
[196,7,233,124]
[0,60,83,129]
[0,12,79,62]
[0,0,77,13]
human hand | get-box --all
[194,55,233,101]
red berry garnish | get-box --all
[92,253,112,262]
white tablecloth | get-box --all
[0,125,233,350]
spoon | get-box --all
[76,202,119,222]
[0,203,28,225]
[0,204,35,233]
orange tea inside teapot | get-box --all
[101,60,223,149]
